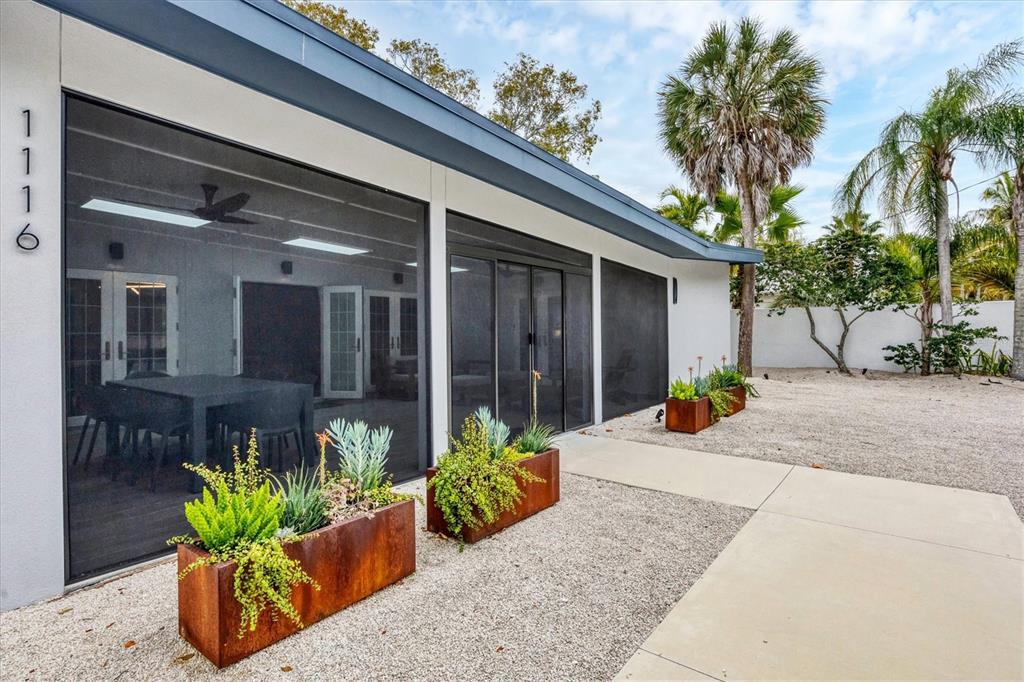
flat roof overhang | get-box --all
[37,0,762,265]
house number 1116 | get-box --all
[15,109,40,251]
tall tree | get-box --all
[281,0,378,51]
[386,39,480,109]
[489,53,602,162]
[884,233,942,373]
[973,94,1024,379]
[838,41,1022,338]
[658,19,826,375]
[655,186,712,238]
[760,227,908,374]
[712,185,806,245]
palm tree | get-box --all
[656,186,713,239]
[825,210,883,235]
[838,41,1022,336]
[972,93,1023,379]
[658,18,826,375]
[885,234,941,374]
[978,172,1014,225]
[955,221,1015,299]
[712,185,806,244]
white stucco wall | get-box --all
[730,302,1014,372]
[0,2,732,609]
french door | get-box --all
[321,285,363,399]
[364,291,418,392]
[64,269,179,418]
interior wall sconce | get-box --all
[393,272,404,285]
[108,241,124,260]
[280,260,293,275]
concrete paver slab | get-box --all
[557,434,792,509]
[617,649,720,681]
[762,465,1024,558]
[637,511,1024,681]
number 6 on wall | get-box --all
[16,223,39,251]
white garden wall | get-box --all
[731,301,1014,372]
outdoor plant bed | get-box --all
[725,386,746,415]
[178,498,415,668]
[664,396,712,433]
[426,448,560,543]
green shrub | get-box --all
[884,320,1005,375]
[668,378,699,401]
[326,418,391,491]
[275,466,329,535]
[516,419,556,454]
[706,388,736,422]
[428,412,541,538]
[174,431,316,638]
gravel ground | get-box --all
[0,474,751,682]
[586,367,1024,517]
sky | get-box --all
[346,0,1023,239]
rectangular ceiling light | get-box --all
[283,238,369,256]
[82,198,210,228]
[406,261,468,273]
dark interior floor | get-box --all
[65,398,423,582]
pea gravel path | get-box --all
[586,367,1024,517]
[0,473,751,681]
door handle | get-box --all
[117,341,124,360]
[355,337,361,352]
[104,341,111,361]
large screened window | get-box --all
[448,213,593,434]
[63,96,429,581]
[601,259,667,420]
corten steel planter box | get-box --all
[665,397,712,433]
[425,448,559,543]
[725,386,746,416]
[177,499,415,668]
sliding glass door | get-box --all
[448,213,592,435]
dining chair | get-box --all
[218,391,306,471]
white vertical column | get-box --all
[427,163,449,464]
[591,254,603,425]
[0,1,66,610]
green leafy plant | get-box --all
[706,388,736,422]
[326,418,391,491]
[884,317,1005,376]
[274,466,329,535]
[707,364,760,398]
[668,378,699,401]
[472,406,511,460]
[174,431,317,638]
[516,419,556,455]
[428,412,541,538]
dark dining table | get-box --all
[108,374,315,492]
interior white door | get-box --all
[65,269,115,422]
[111,272,180,380]
[363,291,419,390]
[322,285,364,399]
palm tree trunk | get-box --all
[1011,166,1024,381]
[736,179,757,376]
[936,179,954,327]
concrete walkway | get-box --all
[556,434,1024,681]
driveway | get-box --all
[558,434,1024,680]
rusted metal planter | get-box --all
[426,448,559,543]
[725,386,746,416]
[177,499,415,668]
[665,397,712,433]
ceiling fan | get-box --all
[189,183,255,224]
